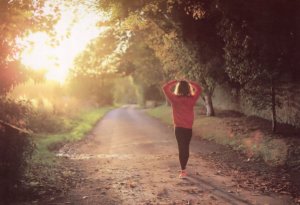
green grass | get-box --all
[32,107,113,164]
[145,105,290,166]
[145,105,172,125]
[146,105,248,147]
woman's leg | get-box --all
[175,127,192,170]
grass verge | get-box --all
[31,107,113,164]
[145,105,172,125]
[145,105,295,167]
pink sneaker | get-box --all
[179,170,187,179]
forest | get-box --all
[0,0,300,204]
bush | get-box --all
[0,96,69,134]
[27,109,69,133]
[0,97,31,128]
[0,121,34,201]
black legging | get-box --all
[175,127,192,170]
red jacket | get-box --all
[162,80,201,129]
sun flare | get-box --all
[20,1,108,83]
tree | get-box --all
[95,0,228,116]
[118,36,165,105]
[69,29,119,105]
[113,76,138,104]
[71,29,119,76]
[217,0,299,132]
[170,2,225,116]
[95,0,300,124]
[68,74,114,106]
[0,0,56,95]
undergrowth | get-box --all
[31,107,113,164]
[146,105,295,167]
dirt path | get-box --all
[48,105,295,205]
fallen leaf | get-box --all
[130,183,137,188]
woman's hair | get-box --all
[174,80,193,96]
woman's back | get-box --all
[171,96,197,128]
[162,80,201,129]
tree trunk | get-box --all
[271,79,277,133]
[204,93,215,116]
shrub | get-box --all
[0,121,34,201]
[0,97,31,128]
[27,109,69,133]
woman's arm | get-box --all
[162,80,177,102]
[189,81,202,101]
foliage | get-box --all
[0,95,70,133]
[68,74,114,106]
[95,0,300,123]
[0,121,34,201]
[27,109,69,134]
[72,29,119,75]
[71,23,165,105]
[32,107,112,163]
[0,0,56,95]
[113,77,138,105]
[97,0,147,21]
[145,105,293,167]
[8,80,82,115]
[144,85,164,102]
[17,107,113,204]
[0,97,31,128]
[119,38,165,104]
[69,29,120,106]
[95,0,226,115]
[216,0,300,131]
[218,0,297,81]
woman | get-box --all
[162,80,201,178]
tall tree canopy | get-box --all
[0,0,56,95]
[95,0,226,115]
[94,0,300,129]
[217,0,300,131]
